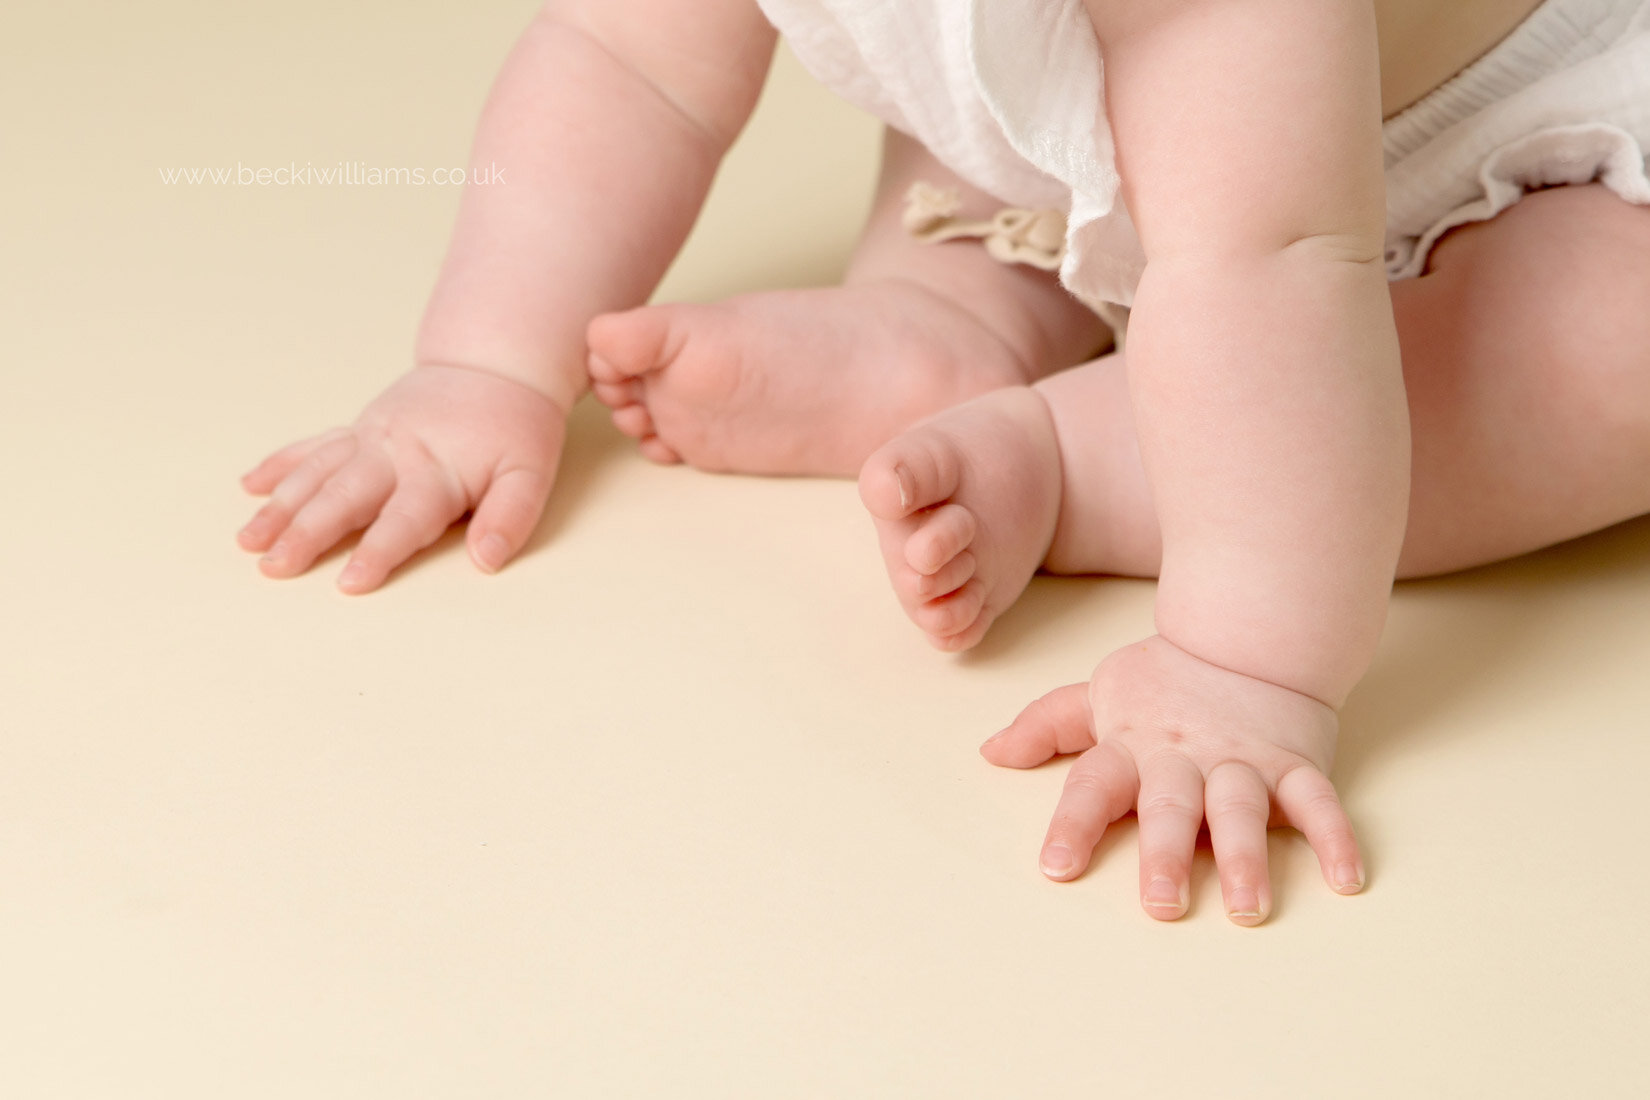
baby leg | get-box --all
[1381,182,1650,577]
[861,182,1650,647]
[586,127,1109,475]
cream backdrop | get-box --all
[2,2,1647,1097]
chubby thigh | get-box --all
[1390,181,1650,576]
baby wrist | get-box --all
[412,355,583,416]
[1153,620,1373,713]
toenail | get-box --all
[893,463,913,512]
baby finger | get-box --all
[1204,761,1273,925]
[338,470,463,593]
[1135,754,1203,920]
[467,464,554,575]
[240,427,351,495]
[259,450,393,578]
[1038,739,1138,882]
[1275,766,1365,895]
[240,433,359,554]
[979,682,1095,769]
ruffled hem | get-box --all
[1381,0,1650,279]
[966,0,1142,312]
[1388,123,1650,279]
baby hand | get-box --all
[237,364,567,592]
[982,634,1365,925]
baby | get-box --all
[238,0,1650,924]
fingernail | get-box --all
[1040,844,1074,878]
[982,727,1009,745]
[337,562,368,591]
[1227,887,1262,921]
[261,543,288,567]
[476,534,510,573]
[893,463,913,512]
[1334,862,1364,893]
[1145,877,1185,911]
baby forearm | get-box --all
[416,8,772,410]
[1127,247,1410,708]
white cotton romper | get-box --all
[757,0,1650,321]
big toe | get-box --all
[586,305,682,383]
[858,425,965,522]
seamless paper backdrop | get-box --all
[1,3,1647,1097]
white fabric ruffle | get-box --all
[762,0,1650,312]
[1382,0,1650,278]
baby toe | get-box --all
[930,615,993,653]
[591,379,642,409]
[611,403,656,440]
[914,550,976,601]
[904,502,976,575]
[914,578,987,645]
[638,436,682,465]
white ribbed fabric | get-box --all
[760,0,1650,310]
[1381,0,1650,278]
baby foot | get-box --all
[585,281,1033,476]
[858,386,1062,651]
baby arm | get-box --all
[994,0,1409,921]
[239,0,777,591]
